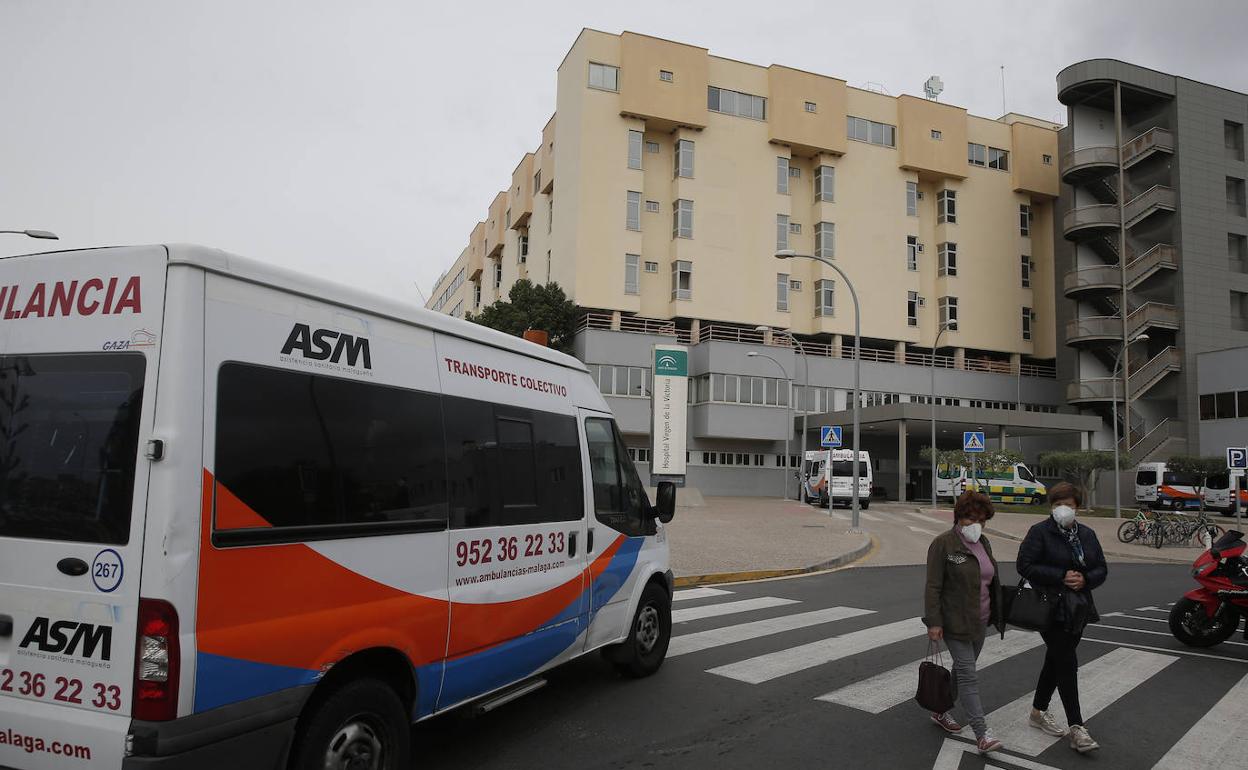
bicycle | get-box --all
[1118,508,1154,544]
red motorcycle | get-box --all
[1170,529,1248,647]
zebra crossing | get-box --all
[669,585,1248,769]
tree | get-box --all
[466,280,579,354]
[1037,450,1116,511]
[1166,455,1226,512]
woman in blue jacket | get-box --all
[1016,481,1108,754]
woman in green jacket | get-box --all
[923,490,1006,753]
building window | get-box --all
[988,147,1010,171]
[1042,154,1053,165]
[624,254,640,295]
[789,166,802,178]
[968,142,986,167]
[777,273,790,312]
[815,165,835,202]
[937,189,956,224]
[939,296,958,328]
[930,129,942,140]
[675,139,694,178]
[628,130,643,170]
[547,197,553,233]
[673,199,693,238]
[1233,290,1248,331]
[626,191,642,231]
[805,101,817,113]
[1019,204,1031,236]
[907,291,919,327]
[533,170,541,193]
[588,62,619,92]
[777,157,790,194]
[814,279,835,317]
[776,214,790,251]
[671,260,692,300]
[906,236,919,272]
[519,234,529,262]
[789,222,802,234]
[645,199,660,213]
[816,222,835,259]
[906,181,918,217]
[1228,177,1247,217]
[493,261,503,289]
[473,282,481,307]
[847,116,896,147]
[546,250,551,282]
[593,365,651,398]
[1021,255,1031,288]
[505,208,511,229]
[1022,307,1033,340]
[1227,121,1245,161]
[790,279,802,291]
[708,86,766,120]
[659,69,674,82]
[644,260,658,273]
[645,140,660,154]
[938,242,957,276]
[1200,390,1248,420]
[1231,233,1248,273]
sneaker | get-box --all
[1069,725,1100,753]
[1029,708,1067,737]
[931,712,962,733]
[977,732,1003,754]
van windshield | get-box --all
[0,354,145,544]
[831,461,867,477]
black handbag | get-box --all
[915,641,956,713]
[1002,578,1058,632]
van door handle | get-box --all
[587,529,594,553]
[568,531,578,558]
[57,558,88,577]
[0,614,11,638]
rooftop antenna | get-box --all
[412,281,428,304]
[1000,65,1007,116]
[923,75,944,102]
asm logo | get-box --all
[281,323,372,370]
[19,618,112,661]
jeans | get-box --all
[945,633,987,739]
[1034,629,1084,726]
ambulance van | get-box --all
[0,245,675,769]
[935,464,1047,504]
[801,450,872,509]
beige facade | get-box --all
[427,29,1060,366]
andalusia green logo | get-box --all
[654,349,687,377]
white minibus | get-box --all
[801,450,872,509]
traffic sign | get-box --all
[821,426,843,448]
[1228,447,1248,470]
[963,431,986,453]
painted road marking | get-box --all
[858,511,883,522]
[932,738,1061,770]
[707,617,922,684]
[908,525,939,536]
[671,596,798,623]
[984,647,1177,756]
[1094,623,1248,649]
[1082,637,1248,665]
[673,587,734,602]
[669,606,875,657]
[816,630,1043,713]
[1102,611,1167,624]
[830,510,850,521]
[1153,670,1248,768]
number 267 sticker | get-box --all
[91,549,124,593]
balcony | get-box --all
[1062,244,1179,299]
[1063,204,1119,241]
[1065,315,1123,345]
[1065,346,1182,403]
[1062,145,1119,185]
[1124,185,1176,229]
[1122,127,1174,169]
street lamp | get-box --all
[748,351,792,500]
[776,248,863,530]
[1111,333,1149,519]
[930,321,957,511]
[757,325,809,494]
[0,230,58,240]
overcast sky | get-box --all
[3,0,1245,303]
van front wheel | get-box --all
[290,678,410,770]
[605,582,671,679]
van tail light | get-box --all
[132,598,180,722]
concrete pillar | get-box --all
[610,310,622,331]
[690,318,701,341]
[894,340,906,363]
[831,334,843,358]
[898,420,909,502]
[1010,352,1022,374]
[953,347,966,370]
[998,425,1007,451]
[761,328,774,345]
[1081,431,1091,450]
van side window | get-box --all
[1136,470,1157,485]
[1017,465,1035,483]
[214,363,448,539]
[585,417,648,536]
[443,397,583,528]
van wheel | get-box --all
[860,499,870,510]
[290,678,410,770]
[604,582,671,678]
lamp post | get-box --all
[758,325,809,497]
[748,351,792,500]
[1111,333,1149,519]
[0,230,58,240]
[776,249,863,530]
[930,321,957,511]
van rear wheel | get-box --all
[290,678,410,770]
[604,582,671,678]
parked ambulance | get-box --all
[1135,462,1205,510]
[801,449,872,509]
[0,245,676,769]
[935,464,1046,504]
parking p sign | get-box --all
[1228,447,1248,470]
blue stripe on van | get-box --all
[194,652,319,713]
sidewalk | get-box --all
[666,496,873,584]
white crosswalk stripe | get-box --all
[816,630,1044,713]
[984,647,1177,756]
[671,596,798,623]
[670,606,875,657]
[673,587,734,602]
[1153,670,1248,768]
[707,616,923,684]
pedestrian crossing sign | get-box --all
[963,431,986,452]
[821,426,842,448]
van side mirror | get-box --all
[654,481,676,523]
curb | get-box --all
[673,533,877,587]
[983,525,1197,565]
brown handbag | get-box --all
[915,640,956,713]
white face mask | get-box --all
[1052,505,1077,528]
[960,522,983,542]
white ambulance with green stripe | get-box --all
[936,464,1046,504]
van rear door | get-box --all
[0,247,166,769]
